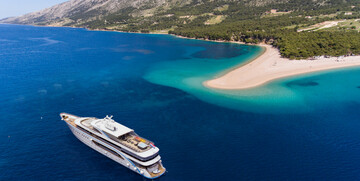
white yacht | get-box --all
[60,113,166,179]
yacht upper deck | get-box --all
[76,116,154,153]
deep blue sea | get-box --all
[1,24,360,181]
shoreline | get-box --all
[205,45,360,90]
[4,24,360,89]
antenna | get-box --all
[104,115,116,131]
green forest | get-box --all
[82,0,360,59]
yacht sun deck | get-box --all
[76,117,154,153]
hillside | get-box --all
[1,0,351,30]
[1,0,360,59]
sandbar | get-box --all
[205,45,360,89]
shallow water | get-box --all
[1,24,360,180]
[144,43,360,114]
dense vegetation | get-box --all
[169,12,360,59]
[164,1,360,59]
[77,0,360,59]
[7,0,360,59]
[276,31,360,59]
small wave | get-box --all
[0,39,17,43]
[122,56,134,60]
[28,37,63,46]
[76,47,96,51]
[111,47,154,55]
[38,89,48,94]
[53,84,62,89]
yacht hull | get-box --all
[66,122,161,179]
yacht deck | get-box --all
[62,114,153,153]
[137,163,166,178]
[80,118,152,153]
[149,164,166,178]
[118,134,152,152]
[62,114,77,127]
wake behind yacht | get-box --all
[60,113,166,179]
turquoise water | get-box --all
[2,24,360,180]
[145,45,360,113]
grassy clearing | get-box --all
[336,19,360,31]
[315,13,339,18]
[298,20,344,32]
[261,11,291,18]
[297,19,360,32]
[214,5,229,12]
[311,19,360,32]
[283,24,304,29]
[179,15,198,21]
[204,15,226,25]
[150,28,174,34]
[313,11,356,18]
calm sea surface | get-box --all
[1,24,360,180]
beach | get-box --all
[205,45,360,89]
[24,24,360,91]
